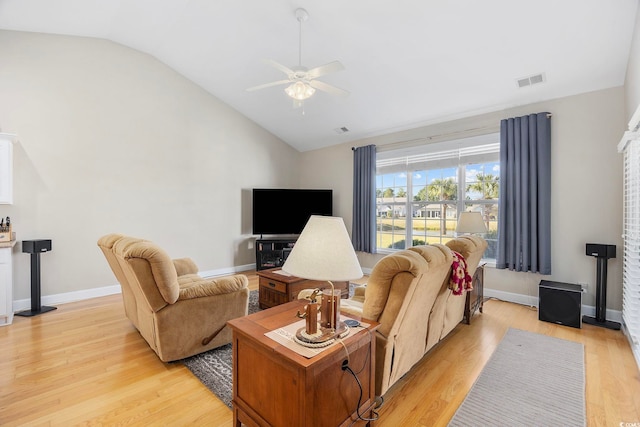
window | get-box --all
[375,133,499,260]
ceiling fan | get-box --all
[246,8,349,107]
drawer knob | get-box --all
[269,282,276,287]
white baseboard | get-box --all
[484,288,623,323]
[485,288,538,307]
[199,263,255,278]
[12,263,257,313]
[13,285,122,312]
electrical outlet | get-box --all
[248,240,254,250]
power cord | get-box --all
[338,327,383,424]
[342,362,383,423]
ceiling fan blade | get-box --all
[265,59,295,76]
[246,80,290,92]
[307,61,345,79]
[309,79,350,98]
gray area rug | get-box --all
[180,290,260,409]
[448,328,585,427]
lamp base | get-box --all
[294,321,349,348]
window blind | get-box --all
[619,116,640,364]
[376,133,499,173]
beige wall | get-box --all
[625,6,640,120]
[0,30,300,300]
[301,87,626,310]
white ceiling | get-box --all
[0,0,637,152]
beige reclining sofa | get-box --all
[341,236,487,396]
[97,233,249,362]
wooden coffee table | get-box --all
[228,300,379,427]
[257,268,349,309]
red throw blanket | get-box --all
[449,250,472,295]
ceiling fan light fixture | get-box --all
[285,81,315,100]
[246,7,348,104]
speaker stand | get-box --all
[582,256,619,330]
[582,316,620,330]
[15,252,56,317]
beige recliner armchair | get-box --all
[97,233,249,362]
[341,236,487,396]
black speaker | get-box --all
[16,239,56,317]
[22,239,52,253]
[585,243,616,259]
[538,281,582,329]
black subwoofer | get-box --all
[538,280,582,329]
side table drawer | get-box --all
[259,277,286,293]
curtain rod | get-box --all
[352,113,552,152]
[374,124,499,153]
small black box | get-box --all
[539,280,582,329]
[22,239,52,253]
[585,243,615,259]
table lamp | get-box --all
[456,211,488,235]
[282,215,363,345]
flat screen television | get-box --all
[252,188,333,235]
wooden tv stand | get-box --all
[255,238,297,270]
[257,268,349,309]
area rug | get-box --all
[180,290,260,409]
[448,328,585,427]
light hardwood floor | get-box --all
[1,272,639,426]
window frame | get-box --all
[375,133,500,259]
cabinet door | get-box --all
[0,248,10,319]
[0,135,14,204]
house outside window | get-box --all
[376,133,499,260]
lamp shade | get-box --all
[284,81,315,100]
[456,212,488,234]
[282,215,363,281]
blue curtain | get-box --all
[497,113,551,274]
[352,144,376,253]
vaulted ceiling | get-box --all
[0,0,637,151]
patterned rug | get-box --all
[180,290,260,408]
[448,328,585,427]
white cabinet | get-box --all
[0,133,15,205]
[0,242,16,326]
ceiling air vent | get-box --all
[516,72,546,88]
[334,126,350,134]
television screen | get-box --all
[252,188,333,235]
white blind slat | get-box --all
[622,137,640,342]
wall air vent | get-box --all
[516,72,546,88]
[334,126,350,134]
